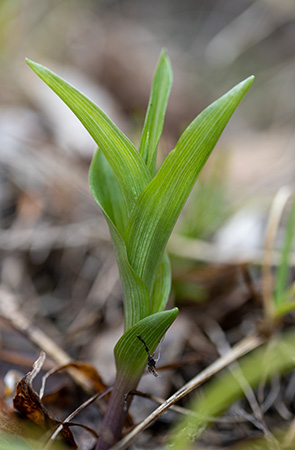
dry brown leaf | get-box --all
[42,362,107,395]
[58,362,107,393]
[12,352,77,448]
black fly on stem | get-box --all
[136,334,160,377]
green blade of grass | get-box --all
[139,49,172,176]
[169,330,295,450]
[274,197,295,310]
[114,307,178,379]
[89,148,150,329]
[26,58,151,214]
[275,298,295,318]
[125,76,254,293]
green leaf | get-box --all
[274,197,295,310]
[275,297,295,318]
[114,307,178,379]
[26,58,151,214]
[89,148,150,330]
[125,76,254,294]
[89,148,127,234]
[139,49,172,176]
[89,151,171,319]
[151,251,171,313]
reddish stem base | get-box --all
[95,374,139,450]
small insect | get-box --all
[136,334,160,378]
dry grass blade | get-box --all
[205,320,269,436]
[168,233,295,266]
[262,186,293,319]
[128,391,254,424]
[111,334,264,450]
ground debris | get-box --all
[12,353,77,448]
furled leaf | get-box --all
[90,149,171,316]
[26,59,151,214]
[89,149,150,329]
[139,49,172,176]
[89,148,127,234]
[150,251,171,313]
[114,308,178,379]
[125,76,254,293]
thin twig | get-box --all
[44,387,112,450]
[129,390,258,424]
[204,320,269,436]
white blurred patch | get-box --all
[215,207,265,262]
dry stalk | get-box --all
[168,233,295,266]
[262,186,293,319]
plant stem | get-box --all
[95,372,140,450]
[110,334,264,450]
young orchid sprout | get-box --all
[26,51,254,449]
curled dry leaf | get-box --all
[13,352,77,448]
[61,363,107,393]
[40,362,108,399]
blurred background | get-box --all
[0,0,295,446]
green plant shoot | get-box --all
[26,51,254,449]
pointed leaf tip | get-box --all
[25,57,151,214]
[25,58,37,68]
[139,49,173,175]
[241,75,255,87]
[115,307,178,379]
[126,74,255,292]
